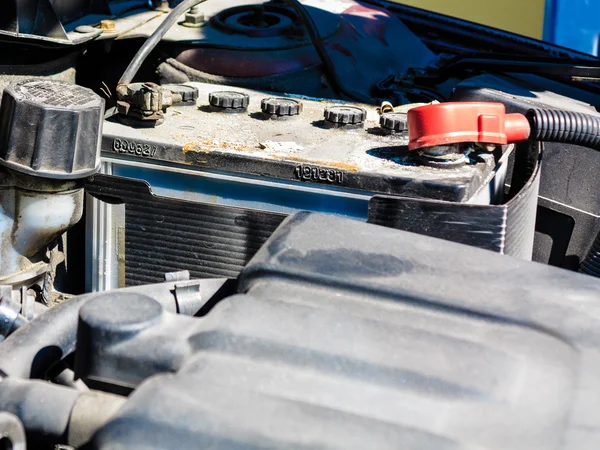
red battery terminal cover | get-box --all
[407,102,531,151]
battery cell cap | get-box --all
[380,112,408,133]
[261,98,303,117]
[324,106,367,125]
[209,91,249,111]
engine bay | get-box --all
[2,0,600,448]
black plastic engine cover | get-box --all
[83,213,600,450]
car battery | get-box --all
[85,82,506,291]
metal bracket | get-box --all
[173,280,202,316]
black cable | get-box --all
[280,0,373,104]
[118,0,207,86]
[414,53,600,84]
[527,108,600,150]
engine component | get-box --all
[0,285,47,342]
[4,211,598,449]
[0,290,25,340]
[153,0,435,100]
[182,5,206,27]
[75,292,174,393]
[0,377,125,447]
[449,75,600,271]
[0,278,229,379]
[0,80,103,301]
[5,2,600,448]
[86,82,513,289]
[116,82,173,126]
[0,79,103,178]
[116,82,201,126]
[162,84,198,104]
[211,3,303,38]
[0,174,83,285]
[118,0,208,87]
[526,108,600,149]
[369,140,541,260]
[406,101,600,271]
[407,101,600,154]
[0,412,26,450]
[407,102,531,151]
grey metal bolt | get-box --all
[183,5,206,27]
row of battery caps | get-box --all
[86,82,513,290]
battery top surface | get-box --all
[102,83,495,202]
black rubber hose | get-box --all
[0,377,126,446]
[118,0,207,86]
[526,108,600,150]
[0,378,80,445]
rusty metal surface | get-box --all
[103,82,496,202]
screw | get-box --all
[100,20,118,33]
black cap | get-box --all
[261,98,303,117]
[380,112,408,133]
[208,91,249,111]
[324,106,367,126]
[164,84,199,103]
[0,79,104,179]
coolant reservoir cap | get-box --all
[0,79,105,179]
